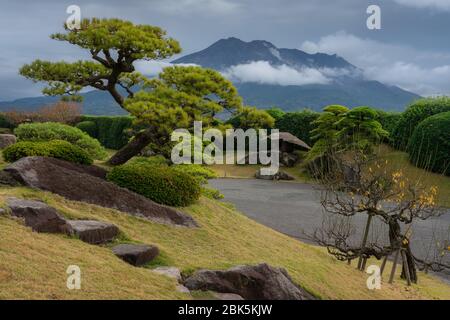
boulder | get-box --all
[152,266,182,282]
[255,169,295,181]
[0,171,22,186]
[176,285,191,294]
[0,134,16,149]
[64,220,119,244]
[4,157,197,227]
[211,292,244,300]
[6,197,67,233]
[112,244,159,266]
[183,263,314,300]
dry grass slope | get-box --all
[0,186,449,300]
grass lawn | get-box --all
[375,145,450,208]
[209,163,313,182]
[0,187,449,300]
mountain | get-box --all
[0,90,127,115]
[0,37,420,114]
[173,37,420,111]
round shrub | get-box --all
[392,97,450,150]
[407,111,450,175]
[76,120,98,138]
[14,122,107,159]
[3,140,93,165]
[107,164,201,207]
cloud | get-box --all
[134,61,198,76]
[224,61,331,86]
[153,0,240,15]
[300,32,450,96]
[393,0,450,11]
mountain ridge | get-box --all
[0,37,421,114]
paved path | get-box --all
[208,178,450,281]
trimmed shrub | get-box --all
[3,140,93,165]
[128,156,170,167]
[77,116,134,149]
[107,163,201,207]
[276,110,319,146]
[392,97,450,150]
[172,164,218,184]
[76,120,97,138]
[407,111,450,175]
[14,122,107,160]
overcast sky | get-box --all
[1,0,450,100]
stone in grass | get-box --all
[64,220,119,244]
[6,197,67,233]
[112,244,159,267]
[152,266,182,282]
[183,263,315,300]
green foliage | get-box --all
[172,164,218,184]
[407,111,450,175]
[107,163,201,207]
[0,114,15,129]
[3,140,93,165]
[128,156,169,167]
[76,121,97,137]
[307,105,387,168]
[20,18,181,103]
[375,110,402,140]
[77,116,134,149]
[392,97,450,150]
[227,106,275,130]
[276,110,320,146]
[14,122,107,159]
[124,65,243,156]
[337,106,389,150]
[126,66,242,135]
[265,107,285,122]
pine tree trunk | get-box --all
[107,128,155,165]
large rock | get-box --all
[64,220,119,244]
[112,244,159,266]
[0,134,17,149]
[183,263,314,300]
[4,157,197,227]
[6,197,67,233]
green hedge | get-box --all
[76,121,97,138]
[3,140,93,165]
[375,110,402,141]
[77,116,134,150]
[276,110,319,146]
[407,111,450,175]
[107,163,201,207]
[392,97,450,150]
[14,122,107,160]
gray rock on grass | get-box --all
[6,197,67,233]
[112,243,159,266]
[64,220,119,244]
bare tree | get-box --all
[308,149,449,284]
